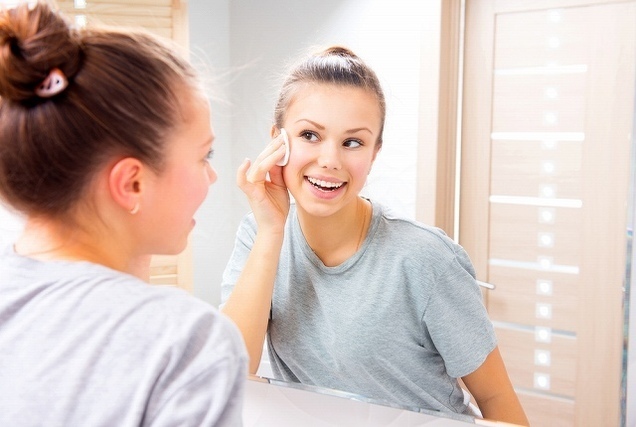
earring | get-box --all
[130,202,140,215]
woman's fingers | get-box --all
[235,140,290,230]
[245,135,286,184]
[268,158,286,187]
[254,134,285,163]
[237,132,289,194]
[236,158,251,189]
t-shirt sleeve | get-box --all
[144,309,248,427]
[422,242,497,379]
[220,214,257,308]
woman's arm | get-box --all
[221,135,289,374]
[221,228,283,374]
[462,346,530,426]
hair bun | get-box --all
[0,2,82,102]
[321,46,357,58]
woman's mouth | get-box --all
[306,176,345,192]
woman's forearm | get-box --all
[477,393,530,426]
[221,231,284,373]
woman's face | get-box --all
[281,83,382,218]
[140,90,216,254]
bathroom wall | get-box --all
[187,0,234,306]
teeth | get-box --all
[307,176,344,189]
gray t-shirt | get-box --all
[222,201,496,415]
[0,245,247,427]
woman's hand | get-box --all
[237,133,290,233]
[227,134,290,373]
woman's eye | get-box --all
[300,131,319,142]
[205,149,214,161]
[343,139,362,148]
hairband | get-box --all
[35,68,68,98]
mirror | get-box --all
[189,0,633,425]
[189,1,482,423]
[243,375,479,426]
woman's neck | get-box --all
[14,216,136,275]
[296,197,371,267]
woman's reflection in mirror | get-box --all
[221,46,529,426]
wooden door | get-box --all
[460,1,636,425]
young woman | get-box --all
[0,2,246,425]
[222,46,529,425]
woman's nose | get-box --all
[207,164,218,185]
[317,141,342,170]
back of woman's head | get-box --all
[274,46,386,147]
[0,1,198,218]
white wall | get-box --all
[225,0,429,217]
[188,0,234,307]
[188,0,439,306]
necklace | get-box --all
[356,199,369,251]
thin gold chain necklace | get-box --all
[356,199,369,251]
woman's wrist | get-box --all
[254,227,285,247]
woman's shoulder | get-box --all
[369,201,478,283]
[371,201,456,251]
[2,252,244,357]
[5,250,231,337]
[98,270,224,328]
[84,268,245,358]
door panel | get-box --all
[493,75,586,131]
[490,140,582,200]
[461,1,635,425]
[488,266,579,331]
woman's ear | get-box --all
[270,125,280,138]
[108,157,144,213]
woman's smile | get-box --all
[305,176,346,191]
[304,176,347,200]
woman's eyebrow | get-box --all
[295,119,325,130]
[345,127,373,135]
[295,119,372,135]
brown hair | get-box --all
[0,1,198,218]
[273,46,386,148]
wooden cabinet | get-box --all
[149,246,193,292]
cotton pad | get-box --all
[276,128,290,167]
